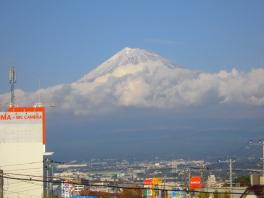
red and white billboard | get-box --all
[144,178,152,185]
[7,106,46,144]
[190,176,202,189]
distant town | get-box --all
[48,156,264,197]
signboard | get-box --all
[0,112,42,143]
[152,177,162,185]
[190,176,202,189]
[70,196,97,198]
[172,188,186,198]
[7,106,46,144]
[62,182,75,198]
[143,177,162,185]
[144,178,152,185]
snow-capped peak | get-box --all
[79,47,178,82]
[111,47,171,65]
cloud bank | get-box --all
[0,48,263,115]
[1,67,264,115]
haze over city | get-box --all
[0,0,264,161]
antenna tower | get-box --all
[9,66,16,107]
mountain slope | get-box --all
[78,47,179,82]
[0,47,263,115]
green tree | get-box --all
[234,176,250,187]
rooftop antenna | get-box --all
[9,66,16,107]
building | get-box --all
[0,106,46,198]
[206,174,217,187]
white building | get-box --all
[206,175,217,187]
[0,106,46,198]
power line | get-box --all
[4,171,87,182]
[3,167,43,172]
[3,171,249,192]
[1,172,217,189]
[0,174,245,195]
[0,161,42,167]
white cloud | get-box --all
[218,68,264,105]
[0,45,264,114]
[115,78,150,106]
[1,57,263,115]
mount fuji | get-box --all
[1,47,263,160]
[68,47,201,113]
[0,47,263,115]
[78,47,180,82]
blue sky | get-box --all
[0,0,264,92]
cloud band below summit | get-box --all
[0,48,263,115]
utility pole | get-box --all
[44,152,54,197]
[218,158,235,198]
[184,168,187,189]
[171,160,177,186]
[0,170,3,198]
[261,140,264,180]
[45,157,49,198]
[249,139,264,183]
[188,168,191,190]
[229,158,233,198]
[200,163,206,188]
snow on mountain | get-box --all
[78,47,179,82]
[0,47,264,115]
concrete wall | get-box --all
[0,143,43,198]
